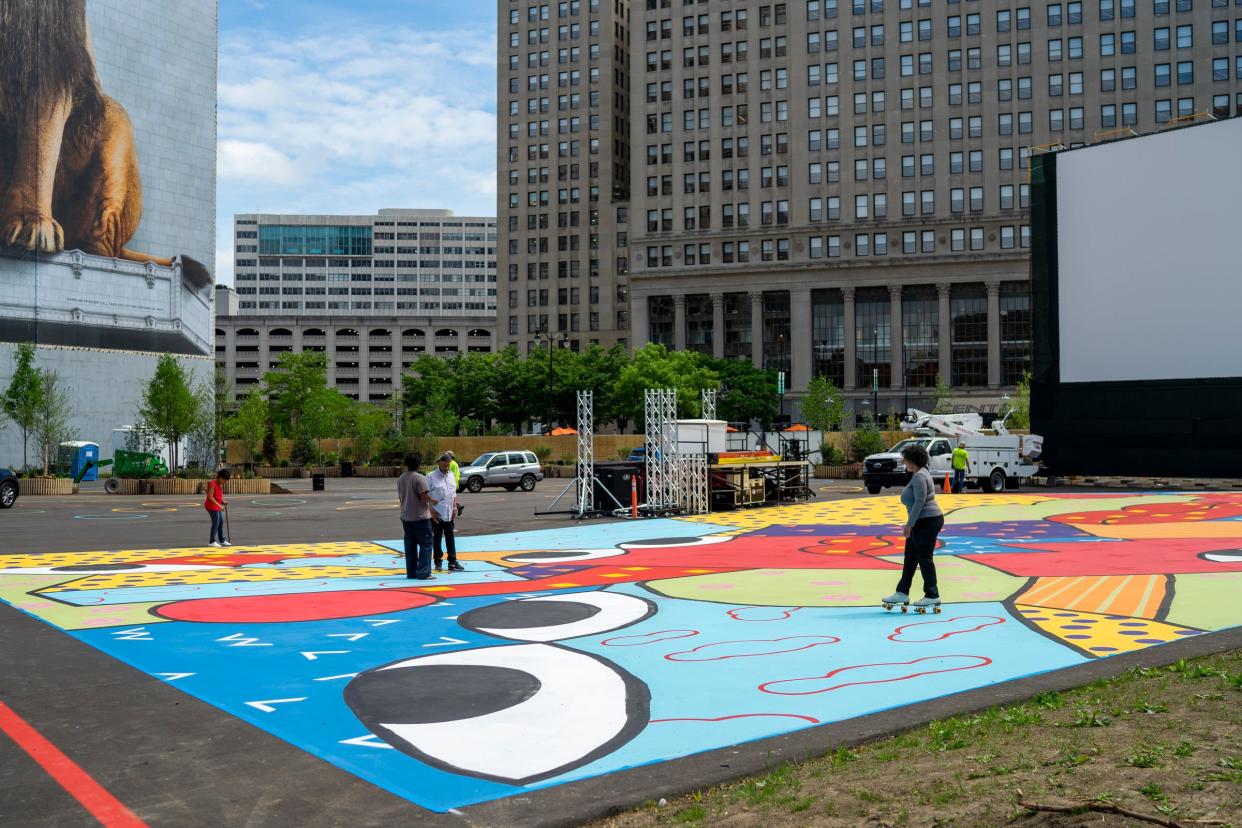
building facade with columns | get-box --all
[625,0,1238,417]
[213,300,497,404]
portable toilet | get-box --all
[59,441,101,481]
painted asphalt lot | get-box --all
[3,490,1242,825]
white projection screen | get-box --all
[1055,117,1242,384]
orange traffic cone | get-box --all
[943,473,952,494]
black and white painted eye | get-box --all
[344,643,649,785]
[458,592,655,641]
[1200,548,1242,564]
[617,535,733,550]
[503,548,625,564]
[0,563,223,575]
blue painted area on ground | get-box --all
[372,518,737,555]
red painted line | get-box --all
[0,701,147,828]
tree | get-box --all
[349,402,391,465]
[184,383,217,470]
[800,376,847,434]
[613,344,719,427]
[2,342,42,471]
[1007,372,1031,430]
[211,365,232,468]
[264,351,329,446]
[32,369,71,476]
[228,389,269,464]
[302,387,353,465]
[138,354,200,474]
[702,358,779,431]
[848,415,888,462]
[930,374,954,414]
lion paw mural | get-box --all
[2,493,1242,812]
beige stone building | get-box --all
[500,0,1242,415]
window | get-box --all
[950,284,987,387]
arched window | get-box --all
[237,327,259,336]
[435,328,458,338]
[402,328,425,337]
[466,328,490,337]
[270,327,292,337]
[369,328,392,337]
[336,328,359,337]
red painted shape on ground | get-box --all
[888,616,1006,643]
[971,537,1242,576]
[153,589,436,623]
[665,635,841,662]
[0,701,148,828]
[601,629,700,646]
[651,713,821,725]
[759,655,992,696]
[727,606,803,622]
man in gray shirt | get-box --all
[397,452,438,579]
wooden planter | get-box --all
[353,465,401,478]
[255,467,301,478]
[302,466,342,478]
[148,478,208,496]
[815,464,862,480]
[18,477,76,496]
[222,478,272,495]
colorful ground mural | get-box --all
[3,493,1242,813]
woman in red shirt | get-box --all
[204,469,231,547]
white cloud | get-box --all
[218,140,303,186]
[215,22,498,283]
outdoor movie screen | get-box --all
[1054,117,1242,385]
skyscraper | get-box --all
[497,0,634,356]
[501,0,1241,415]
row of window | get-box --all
[643,281,1030,387]
[641,223,1030,269]
[237,301,491,312]
[645,24,1239,80]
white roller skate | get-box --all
[882,592,910,612]
[913,596,942,614]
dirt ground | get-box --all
[595,649,1242,828]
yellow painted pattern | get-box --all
[1018,575,1168,619]
[40,564,402,593]
[1014,604,1199,655]
[678,493,1048,531]
[0,540,388,571]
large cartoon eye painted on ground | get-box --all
[344,643,650,785]
[0,563,223,575]
[1199,548,1242,564]
[503,548,626,564]
[617,535,733,550]
[458,592,655,641]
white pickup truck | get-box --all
[862,410,1043,495]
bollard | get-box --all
[630,473,638,519]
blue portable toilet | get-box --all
[60,441,100,481]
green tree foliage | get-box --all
[301,387,354,464]
[349,402,391,465]
[264,351,329,445]
[613,344,719,427]
[228,389,269,464]
[184,383,218,469]
[848,416,889,462]
[138,354,200,473]
[800,376,847,434]
[705,358,779,430]
[1007,372,1032,429]
[2,342,42,470]
[32,369,71,476]
[930,374,955,414]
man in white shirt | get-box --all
[428,453,462,572]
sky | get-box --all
[215,0,498,284]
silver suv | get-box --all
[458,451,544,493]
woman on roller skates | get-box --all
[882,443,945,612]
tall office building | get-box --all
[218,209,498,402]
[497,0,634,355]
[628,0,1239,414]
[500,0,1241,416]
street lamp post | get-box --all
[535,326,568,434]
[871,326,879,420]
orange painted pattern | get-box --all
[1017,574,1168,619]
